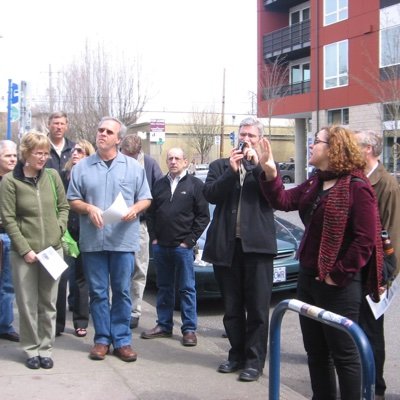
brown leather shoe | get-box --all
[113,345,137,362]
[141,325,172,339]
[89,343,110,360]
[182,331,197,347]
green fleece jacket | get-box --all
[0,163,69,256]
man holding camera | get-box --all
[202,117,277,382]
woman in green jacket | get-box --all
[0,131,69,370]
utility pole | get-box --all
[49,64,54,113]
[219,68,226,158]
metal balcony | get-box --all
[264,20,310,61]
[262,80,311,100]
[264,0,305,11]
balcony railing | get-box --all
[262,80,311,100]
[264,0,305,11]
[264,20,310,60]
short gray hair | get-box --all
[239,117,264,137]
[98,117,127,139]
[354,130,383,157]
[0,140,17,155]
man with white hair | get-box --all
[354,129,400,400]
[0,140,19,342]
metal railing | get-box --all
[263,20,310,59]
[269,299,375,400]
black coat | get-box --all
[202,158,277,267]
[147,173,210,248]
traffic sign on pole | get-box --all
[11,82,19,104]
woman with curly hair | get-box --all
[258,126,383,400]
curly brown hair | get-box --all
[321,126,366,173]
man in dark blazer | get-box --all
[202,117,277,382]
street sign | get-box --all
[11,82,19,104]
[10,105,20,122]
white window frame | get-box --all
[324,0,348,26]
[289,1,310,26]
[380,4,400,67]
[289,58,310,84]
[323,40,348,90]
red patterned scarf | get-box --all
[317,169,383,302]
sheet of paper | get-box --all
[37,246,69,280]
[366,277,400,319]
[102,192,129,225]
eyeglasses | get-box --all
[239,132,258,140]
[31,152,50,159]
[98,127,115,135]
[71,148,85,155]
[313,138,329,145]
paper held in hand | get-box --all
[37,246,69,280]
[366,277,400,319]
[102,192,129,225]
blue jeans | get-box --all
[82,251,134,348]
[153,244,197,333]
[0,234,16,334]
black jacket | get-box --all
[202,158,277,267]
[46,137,75,172]
[148,173,210,248]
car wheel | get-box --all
[282,175,292,183]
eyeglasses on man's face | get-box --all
[239,132,258,140]
[98,127,115,135]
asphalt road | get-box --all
[144,281,400,399]
[144,206,400,399]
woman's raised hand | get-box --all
[258,138,278,180]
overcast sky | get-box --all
[0,0,257,122]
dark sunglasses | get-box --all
[98,127,114,135]
[71,148,85,155]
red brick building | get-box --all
[257,0,400,182]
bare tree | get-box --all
[185,108,220,163]
[52,41,147,142]
[259,56,290,139]
[352,35,400,173]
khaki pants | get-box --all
[130,221,149,318]
[11,249,61,358]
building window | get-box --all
[327,108,349,125]
[324,40,348,89]
[290,5,310,25]
[380,4,400,67]
[324,0,348,26]
[290,62,310,83]
[383,102,400,122]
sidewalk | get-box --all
[0,300,307,400]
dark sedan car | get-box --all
[146,205,304,302]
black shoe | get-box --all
[239,368,262,382]
[130,316,139,329]
[39,357,54,369]
[0,332,20,342]
[217,360,244,373]
[26,356,40,369]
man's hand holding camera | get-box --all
[230,140,260,172]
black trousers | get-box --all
[71,254,89,329]
[56,267,69,334]
[297,270,362,400]
[359,295,386,396]
[213,239,274,372]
